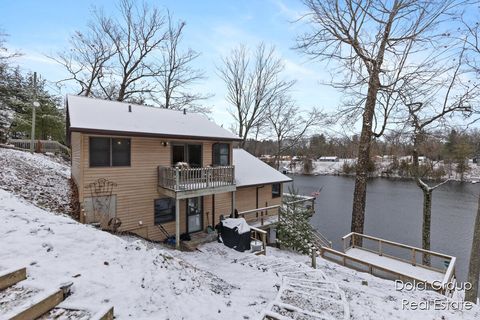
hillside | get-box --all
[0,147,72,214]
[1,148,479,319]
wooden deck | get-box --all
[158,165,236,199]
[320,232,457,295]
[345,248,444,284]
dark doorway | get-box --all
[187,144,202,168]
[172,145,185,164]
[171,144,202,167]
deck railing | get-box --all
[339,232,456,295]
[283,193,315,216]
[250,226,267,255]
[158,165,235,192]
[238,205,281,226]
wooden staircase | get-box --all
[0,267,114,320]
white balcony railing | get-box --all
[158,165,235,192]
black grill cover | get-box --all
[217,219,251,252]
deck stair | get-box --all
[235,255,350,320]
[310,229,332,251]
[0,267,114,320]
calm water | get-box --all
[287,175,479,284]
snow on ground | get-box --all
[1,148,479,319]
[0,147,71,214]
[282,159,480,182]
[0,189,278,319]
[1,189,479,319]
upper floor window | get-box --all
[272,183,281,198]
[213,143,230,166]
[90,137,131,167]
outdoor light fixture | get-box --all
[162,141,169,147]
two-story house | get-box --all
[66,95,291,248]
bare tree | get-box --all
[401,43,477,264]
[465,19,480,74]
[218,43,295,147]
[51,25,114,97]
[154,14,209,112]
[267,94,322,169]
[54,0,206,110]
[297,0,468,236]
[98,0,167,102]
[466,192,480,303]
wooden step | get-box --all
[91,306,114,320]
[1,283,71,320]
[0,268,27,291]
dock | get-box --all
[319,232,456,295]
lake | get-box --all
[287,174,479,285]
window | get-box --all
[272,183,281,198]
[89,137,131,167]
[112,138,130,166]
[213,143,230,166]
[154,198,176,224]
[90,137,110,167]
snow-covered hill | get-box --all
[1,148,479,319]
[0,189,279,319]
[1,189,479,319]
[0,147,72,214]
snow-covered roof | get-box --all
[66,95,240,141]
[233,149,292,187]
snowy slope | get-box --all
[0,147,71,214]
[0,189,278,319]
[1,149,479,319]
[1,189,479,319]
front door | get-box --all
[187,197,203,233]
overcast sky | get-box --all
[0,0,344,134]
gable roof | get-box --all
[233,149,292,187]
[66,95,240,141]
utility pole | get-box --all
[30,72,39,153]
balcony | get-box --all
[158,165,236,199]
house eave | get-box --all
[69,127,242,142]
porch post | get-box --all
[175,198,180,249]
[232,191,236,216]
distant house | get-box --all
[318,156,339,162]
[66,95,291,248]
[399,155,428,163]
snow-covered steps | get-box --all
[0,267,27,291]
[235,254,350,320]
[0,266,114,320]
[1,286,68,320]
[0,283,43,315]
[37,306,114,320]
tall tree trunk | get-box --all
[466,193,480,303]
[413,141,433,265]
[422,188,432,265]
[117,81,127,101]
[351,74,378,238]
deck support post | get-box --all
[175,198,180,250]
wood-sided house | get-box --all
[66,95,291,248]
